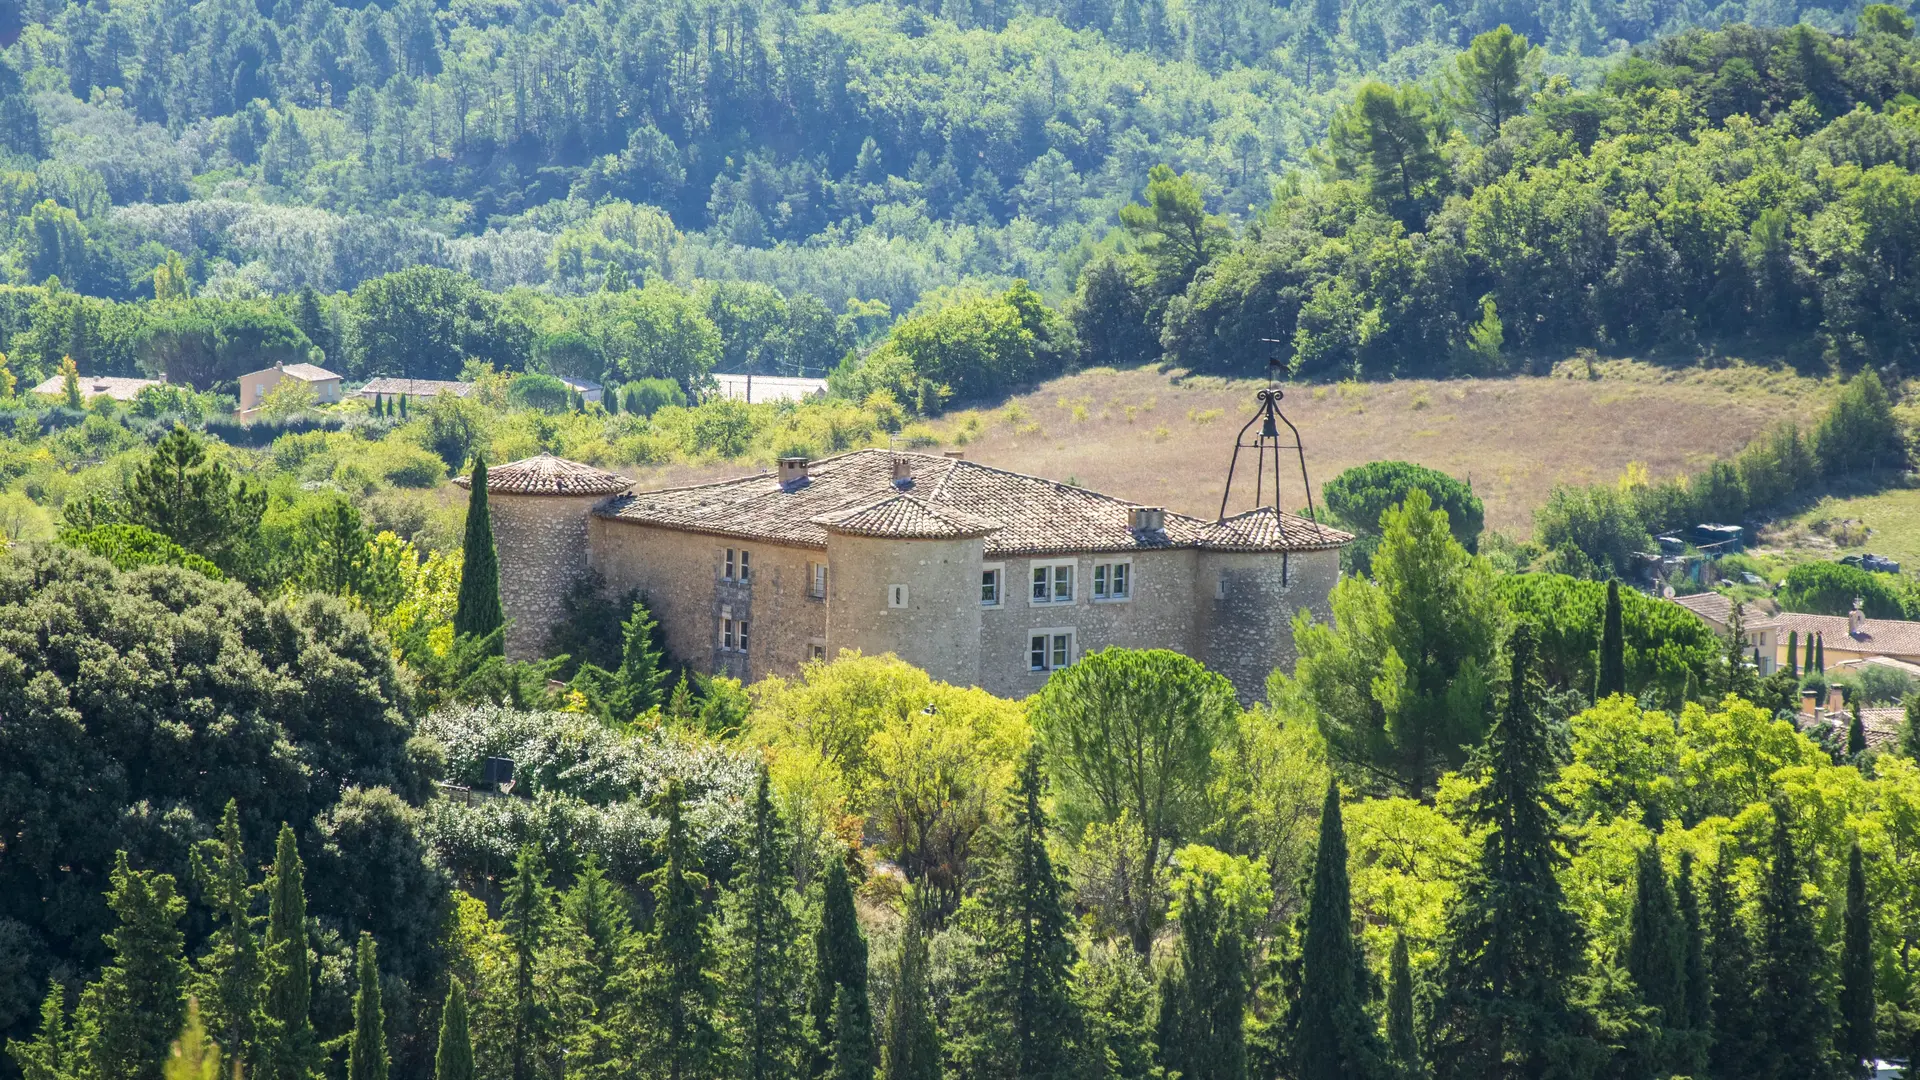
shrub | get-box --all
[1777,560,1910,618]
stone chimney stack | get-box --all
[1850,598,1866,635]
[779,457,810,487]
[1828,684,1847,717]
[1800,688,1820,719]
[892,456,913,486]
[1130,506,1165,532]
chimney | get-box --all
[1800,688,1819,720]
[1850,598,1866,636]
[892,456,913,487]
[1130,506,1166,532]
[943,450,965,459]
[779,457,810,487]
[1828,684,1846,717]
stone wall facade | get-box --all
[824,531,984,687]
[493,492,605,659]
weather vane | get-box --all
[1216,342,1331,539]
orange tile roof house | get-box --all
[30,374,166,402]
[237,362,343,418]
[459,439,1351,701]
[1670,590,1920,674]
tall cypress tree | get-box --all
[1786,630,1799,677]
[436,978,474,1080]
[721,770,806,1080]
[809,859,870,1080]
[1387,933,1421,1079]
[833,989,872,1080]
[1754,803,1832,1080]
[1838,843,1875,1079]
[502,846,552,1080]
[879,906,939,1080]
[1428,624,1598,1080]
[77,853,189,1080]
[1704,856,1758,1080]
[1848,699,1868,759]
[191,800,273,1071]
[1674,852,1709,1078]
[1596,578,1626,699]
[560,857,634,1078]
[1625,839,1683,1023]
[11,981,78,1080]
[1297,780,1388,1080]
[264,824,316,1080]
[642,780,722,1080]
[1156,877,1248,1080]
[454,456,504,651]
[1815,633,1825,672]
[348,934,388,1080]
[1904,696,1920,760]
[949,748,1083,1080]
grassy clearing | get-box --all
[1756,486,1920,570]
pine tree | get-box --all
[949,748,1083,1080]
[1848,699,1868,758]
[642,780,723,1080]
[1674,852,1709,1077]
[1427,624,1599,1080]
[1704,856,1758,1080]
[879,905,940,1080]
[558,857,633,1078]
[436,978,474,1080]
[1156,877,1248,1080]
[1387,933,1421,1079]
[615,598,668,719]
[1838,843,1875,1079]
[191,801,274,1072]
[1297,780,1388,1080]
[349,934,388,1080]
[809,858,870,1080]
[1596,578,1626,699]
[166,999,223,1080]
[1787,630,1800,677]
[454,456,504,651]
[721,770,806,1080]
[264,824,316,1080]
[502,846,552,1080]
[1754,803,1832,1080]
[78,853,189,1080]
[11,982,79,1080]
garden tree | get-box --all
[1848,701,1868,760]
[1496,574,1719,704]
[1322,461,1485,555]
[190,801,274,1071]
[454,456,504,651]
[1786,631,1799,677]
[1812,371,1903,478]
[1596,580,1626,699]
[719,771,806,1080]
[1117,165,1231,300]
[1031,648,1239,952]
[640,781,723,1080]
[1528,485,1650,580]
[1624,840,1689,1074]
[1675,852,1709,1075]
[1905,697,1920,759]
[1777,561,1906,619]
[832,990,870,1080]
[167,1000,223,1080]
[878,907,939,1080]
[121,425,266,573]
[1297,781,1389,1080]
[555,858,633,1077]
[75,854,188,1080]
[1074,946,1159,1080]
[1322,81,1449,225]
[1427,625,1600,1079]
[346,267,531,380]
[949,749,1084,1080]
[809,859,870,1080]
[1156,873,1249,1080]
[137,304,313,389]
[10,983,78,1080]
[1444,26,1541,138]
[436,979,474,1080]
[1281,488,1499,800]
[501,846,553,1080]
[264,825,318,1080]
[1387,933,1420,1078]
[849,281,1069,407]
[1754,803,1831,1080]
[585,281,724,388]
[349,934,388,1080]
[1070,254,1160,368]
[60,355,81,408]
[1838,843,1874,1078]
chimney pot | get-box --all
[1850,598,1866,635]
[779,457,810,486]
[1829,684,1846,717]
[1131,506,1165,532]
[1800,688,1819,718]
[892,456,913,486]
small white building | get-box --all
[237,362,343,417]
[711,373,829,403]
[556,376,603,405]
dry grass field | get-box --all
[624,359,1835,540]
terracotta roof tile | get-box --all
[30,375,166,401]
[452,454,634,497]
[1772,612,1920,657]
[276,363,341,381]
[358,377,474,398]
[593,449,1352,556]
[812,494,1004,539]
[1670,591,1779,629]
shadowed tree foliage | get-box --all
[1296,781,1389,1080]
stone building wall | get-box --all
[977,549,1200,699]
[492,492,606,659]
[1195,547,1340,701]
[822,531,984,687]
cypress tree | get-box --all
[1156,877,1248,1080]
[1815,633,1825,672]
[616,598,668,719]
[1754,803,1832,1080]
[11,981,78,1080]
[399,393,409,418]
[1903,696,1920,760]
[435,979,474,1080]
[454,456,504,651]
[1297,780,1388,1080]
[191,801,273,1071]
[78,853,189,1080]
[833,988,872,1080]
[879,906,940,1080]
[1674,852,1710,1076]
[949,748,1083,1080]
[1787,630,1799,677]
[809,859,870,1080]
[1596,578,1627,699]
[558,857,632,1077]
[264,824,315,1080]
[721,770,806,1080]
[1387,933,1421,1079]
[642,780,722,1080]
[1625,839,1683,1024]
[502,846,552,1080]
[1704,856,1758,1080]
[1838,843,1875,1079]
[1848,699,1868,758]
[1427,624,1598,1080]
[348,934,387,1080]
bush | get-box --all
[507,371,572,413]
[1533,483,1651,579]
[57,522,225,579]
[620,377,685,417]
[1777,560,1910,618]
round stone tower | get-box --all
[452,454,633,659]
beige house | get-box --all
[1671,591,1920,674]
[458,448,1352,701]
[1671,592,1780,675]
[237,362,343,417]
[30,374,166,402]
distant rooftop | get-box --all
[268,362,341,382]
[711,373,829,403]
[358,377,474,399]
[30,374,166,402]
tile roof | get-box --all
[1801,706,1905,751]
[29,375,166,401]
[452,454,634,497]
[1772,611,1920,658]
[1670,591,1779,629]
[595,448,1353,556]
[358,377,474,398]
[275,363,342,382]
[812,494,1004,539]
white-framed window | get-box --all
[888,584,910,608]
[1029,629,1076,672]
[721,618,737,650]
[1030,560,1075,604]
[724,548,737,580]
[720,618,749,652]
[981,563,1005,608]
[723,547,752,582]
[809,562,828,599]
[1092,560,1132,601]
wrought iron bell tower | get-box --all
[1216,352,1333,539]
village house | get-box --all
[1670,591,1780,675]
[29,373,166,402]
[357,377,475,404]
[1671,590,1920,675]
[458,444,1351,701]
[237,362,343,417]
